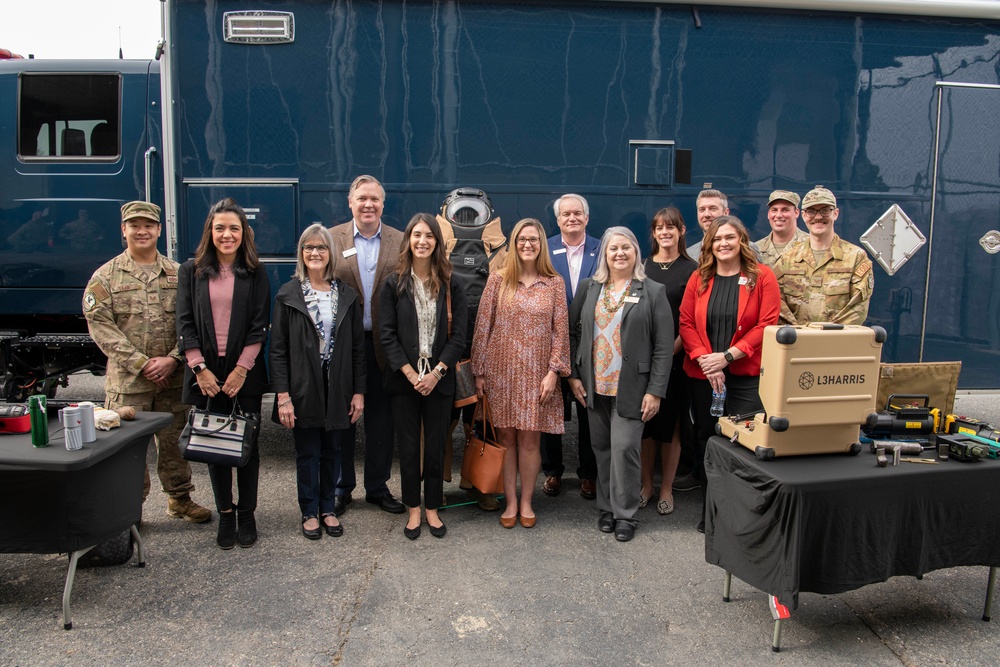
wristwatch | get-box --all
[723,351,734,363]
[193,363,208,375]
[435,364,448,377]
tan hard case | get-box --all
[716,323,885,459]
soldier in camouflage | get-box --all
[83,201,211,524]
[773,186,874,325]
[756,189,808,268]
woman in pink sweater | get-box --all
[176,198,270,550]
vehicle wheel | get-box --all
[76,528,135,568]
[755,446,775,461]
[848,442,862,455]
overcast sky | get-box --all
[2,1,161,60]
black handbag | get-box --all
[179,398,259,468]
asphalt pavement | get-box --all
[2,375,999,666]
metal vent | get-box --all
[223,11,294,44]
[860,204,926,275]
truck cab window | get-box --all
[18,74,120,159]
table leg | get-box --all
[131,524,146,567]
[62,545,96,630]
[723,571,732,602]
[984,566,997,622]
[768,595,791,652]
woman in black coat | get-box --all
[270,223,365,541]
[176,197,270,550]
[380,213,467,540]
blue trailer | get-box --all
[2,0,999,398]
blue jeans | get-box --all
[294,426,346,517]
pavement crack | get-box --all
[332,540,385,665]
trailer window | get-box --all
[18,74,120,159]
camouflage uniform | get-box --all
[757,228,809,268]
[773,234,874,325]
[83,249,194,500]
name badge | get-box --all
[342,247,358,258]
[624,296,640,303]
[552,248,567,255]
[738,276,748,285]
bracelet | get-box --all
[278,398,292,408]
[236,368,248,378]
[431,369,443,380]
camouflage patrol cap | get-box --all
[801,186,837,209]
[767,190,801,208]
[121,201,161,224]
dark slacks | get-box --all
[205,393,262,513]
[293,426,346,517]
[541,378,597,480]
[391,389,450,510]
[588,394,644,523]
[337,334,395,498]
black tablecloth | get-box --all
[704,436,1000,609]
[0,412,171,553]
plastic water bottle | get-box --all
[710,384,727,417]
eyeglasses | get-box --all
[303,244,329,254]
[802,207,836,219]
[515,237,541,246]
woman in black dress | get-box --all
[640,207,697,515]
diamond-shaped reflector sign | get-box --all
[860,204,926,276]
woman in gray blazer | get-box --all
[568,227,673,542]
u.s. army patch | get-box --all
[84,291,97,312]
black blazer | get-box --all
[569,277,673,420]
[379,273,467,396]
[176,260,270,406]
[269,278,366,430]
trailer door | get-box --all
[923,82,1000,388]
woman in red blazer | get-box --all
[679,216,780,531]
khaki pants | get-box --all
[106,387,195,500]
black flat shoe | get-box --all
[598,511,615,533]
[403,524,421,540]
[428,522,447,538]
[614,520,636,542]
[320,512,343,537]
[302,516,322,541]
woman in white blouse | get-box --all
[380,214,468,540]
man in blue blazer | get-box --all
[542,194,601,500]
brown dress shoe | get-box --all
[542,476,561,496]
[500,514,518,529]
[579,479,597,500]
[519,515,536,528]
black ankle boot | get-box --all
[236,509,257,548]
[217,510,236,550]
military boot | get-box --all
[167,496,213,523]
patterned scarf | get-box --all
[301,277,338,360]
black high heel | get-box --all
[301,516,321,540]
[320,512,343,537]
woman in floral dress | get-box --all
[472,218,570,529]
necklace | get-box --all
[602,278,632,314]
[655,258,677,270]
